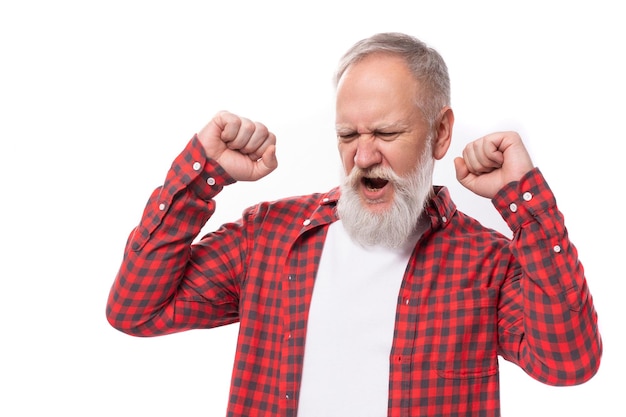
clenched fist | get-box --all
[454,131,534,199]
[197,111,278,181]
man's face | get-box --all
[335,53,434,214]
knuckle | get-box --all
[254,122,269,136]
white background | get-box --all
[1,1,624,415]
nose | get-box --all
[354,135,382,169]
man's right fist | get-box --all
[197,111,278,182]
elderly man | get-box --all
[107,32,601,416]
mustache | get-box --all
[345,165,402,187]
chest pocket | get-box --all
[432,287,499,379]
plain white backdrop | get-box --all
[1,1,623,415]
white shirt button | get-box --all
[192,161,202,171]
[322,197,330,203]
[158,203,166,211]
[206,177,216,186]
[509,203,518,213]
[553,245,562,253]
[441,216,447,223]
[523,192,533,201]
[303,219,311,226]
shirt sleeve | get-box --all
[106,135,243,336]
[493,168,602,385]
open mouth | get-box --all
[362,176,389,190]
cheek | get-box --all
[338,144,356,172]
[385,146,422,177]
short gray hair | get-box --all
[334,32,450,126]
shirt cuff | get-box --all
[492,168,557,232]
[185,136,237,201]
[131,135,236,251]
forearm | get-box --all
[496,168,602,385]
[106,136,237,336]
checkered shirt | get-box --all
[107,136,602,417]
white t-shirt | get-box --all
[297,220,424,417]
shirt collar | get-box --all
[425,186,457,229]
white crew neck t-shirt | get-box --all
[297,219,425,417]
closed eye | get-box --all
[376,131,400,140]
[337,130,402,142]
[337,132,358,142]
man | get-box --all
[107,32,602,416]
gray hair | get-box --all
[334,32,450,127]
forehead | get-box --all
[335,54,422,127]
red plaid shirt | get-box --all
[107,136,602,416]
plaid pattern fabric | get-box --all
[107,136,602,417]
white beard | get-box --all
[337,147,434,248]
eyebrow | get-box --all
[335,122,408,133]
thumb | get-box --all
[254,144,278,179]
[453,157,470,183]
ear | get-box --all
[432,107,454,160]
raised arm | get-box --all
[455,132,602,385]
[106,112,277,336]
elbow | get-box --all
[564,328,604,386]
[105,280,158,337]
[105,296,173,337]
[532,334,603,386]
[105,295,156,337]
[570,337,603,386]
[105,305,145,337]
[553,354,602,387]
